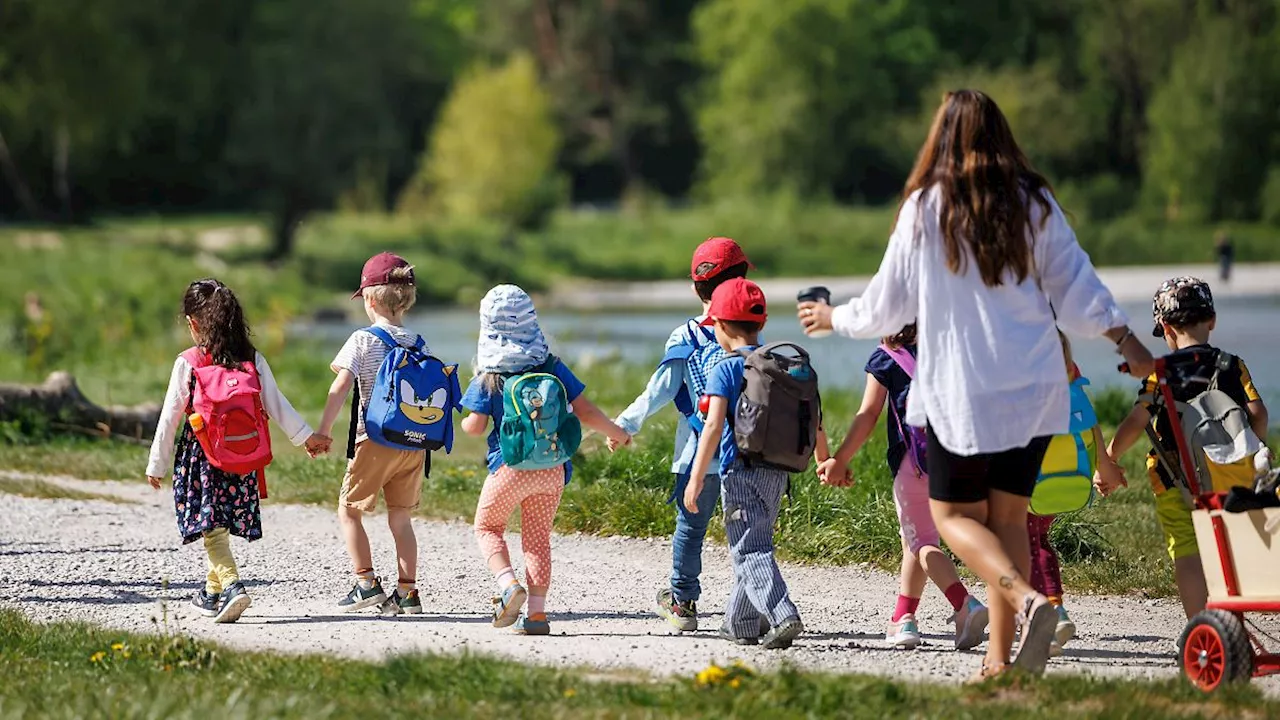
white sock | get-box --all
[527,593,546,616]
[495,567,517,591]
[356,571,376,590]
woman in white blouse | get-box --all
[799,90,1153,679]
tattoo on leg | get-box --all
[999,573,1018,589]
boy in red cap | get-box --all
[611,237,752,632]
[685,278,823,649]
[317,252,430,615]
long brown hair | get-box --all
[183,278,256,368]
[903,90,1055,288]
[882,323,917,350]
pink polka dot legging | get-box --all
[473,464,565,588]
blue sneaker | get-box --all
[491,584,527,629]
[514,613,550,636]
[951,595,989,651]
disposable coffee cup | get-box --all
[797,286,832,338]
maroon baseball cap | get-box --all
[701,278,768,326]
[353,252,414,298]
[691,237,753,281]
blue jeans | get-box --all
[669,472,721,603]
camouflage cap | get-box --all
[1151,276,1214,337]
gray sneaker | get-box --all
[191,588,220,618]
[339,578,388,612]
[381,588,424,616]
[1012,594,1056,675]
[761,618,804,650]
[655,588,698,632]
[214,582,252,624]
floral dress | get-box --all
[172,423,262,545]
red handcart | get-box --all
[1140,354,1280,691]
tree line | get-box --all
[1,0,1278,255]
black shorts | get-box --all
[926,426,1051,503]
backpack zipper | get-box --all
[508,373,567,417]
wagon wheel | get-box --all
[1177,609,1254,691]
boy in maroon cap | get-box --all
[612,238,753,633]
[317,252,429,615]
[685,278,808,649]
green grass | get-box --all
[0,609,1272,719]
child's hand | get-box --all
[305,433,332,458]
[817,458,852,488]
[683,478,704,513]
[607,434,633,453]
[146,475,163,489]
[1093,460,1127,497]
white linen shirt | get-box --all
[145,352,313,478]
[830,187,1128,456]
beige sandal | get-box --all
[966,661,1009,685]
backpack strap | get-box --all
[347,377,359,460]
[365,325,423,351]
[879,344,916,379]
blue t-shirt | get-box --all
[460,358,587,482]
[865,345,915,476]
[703,346,757,476]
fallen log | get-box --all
[0,372,160,442]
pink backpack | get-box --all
[182,348,273,479]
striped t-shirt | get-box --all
[331,322,426,441]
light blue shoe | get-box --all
[491,584,527,629]
[952,595,989,651]
[885,613,921,649]
[514,613,550,636]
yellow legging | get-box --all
[203,528,241,594]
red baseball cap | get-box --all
[691,237,753,281]
[701,278,767,326]
[353,252,414,298]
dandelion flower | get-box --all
[89,651,106,663]
[563,688,577,698]
[111,643,125,651]
[729,678,741,689]
[696,664,728,687]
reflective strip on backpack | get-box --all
[224,432,259,443]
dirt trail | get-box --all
[2,473,1275,691]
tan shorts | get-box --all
[339,441,425,512]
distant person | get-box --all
[818,323,989,652]
[146,279,329,623]
[1214,231,1234,282]
[317,252,461,616]
[610,237,753,633]
[460,284,631,636]
[685,278,832,650]
[797,89,1152,679]
[1106,277,1269,620]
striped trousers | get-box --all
[720,463,799,638]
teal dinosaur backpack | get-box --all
[498,356,582,471]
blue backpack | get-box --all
[352,327,461,457]
[498,356,582,470]
[662,320,723,433]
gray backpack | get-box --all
[1145,351,1262,502]
[731,342,820,473]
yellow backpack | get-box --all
[1031,375,1098,516]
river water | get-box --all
[297,295,1280,417]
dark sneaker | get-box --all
[339,578,388,613]
[716,625,760,646]
[191,589,220,618]
[214,582,252,624]
[762,617,804,650]
[381,589,424,616]
[514,613,551,636]
[655,588,698,632]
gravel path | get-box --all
[3,473,1277,690]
